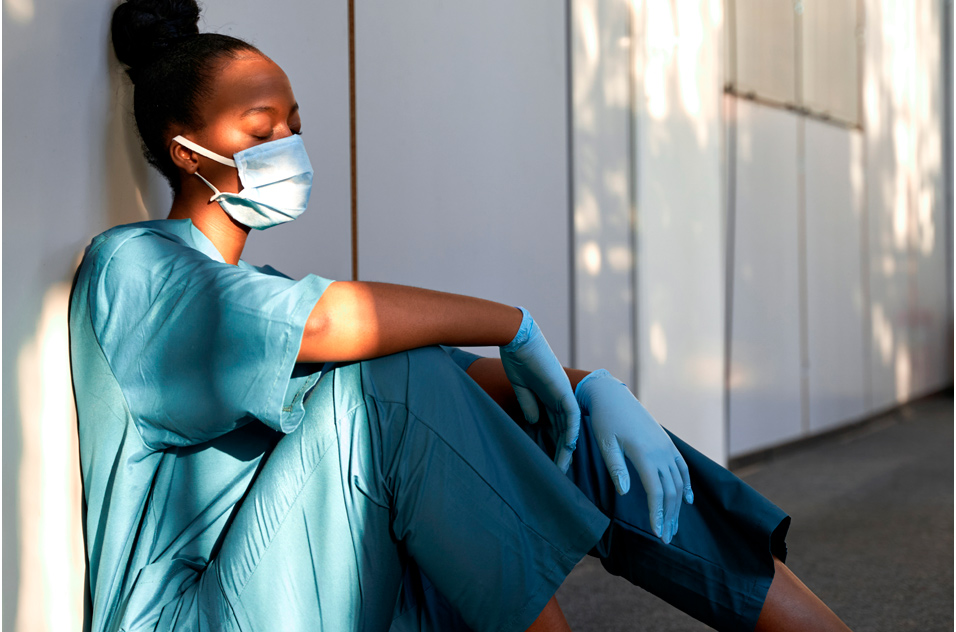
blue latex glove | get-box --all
[575,369,693,544]
[499,307,580,473]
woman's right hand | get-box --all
[499,307,580,473]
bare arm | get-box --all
[296,281,523,363]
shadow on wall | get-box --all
[866,0,951,407]
[572,0,637,380]
[634,0,727,452]
[575,0,726,405]
[11,28,170,631]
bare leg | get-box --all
[755,557,852,631]
[526,596,572,632]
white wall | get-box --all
[353,0,573,363]
[631,0,727,463]
[571,0,635,383]
[728,101,803,455]
[804,119,868,433]
[569,0,727,464]
[863,0,951,409]
[726,0,951,457]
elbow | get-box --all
[298,305,333,362]
[298,283,381,362]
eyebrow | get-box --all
[241,102,299,118]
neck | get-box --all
[168,182,250,265]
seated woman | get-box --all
[69,0,852,630]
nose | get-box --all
[275,118,300,140]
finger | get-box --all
[645,474,665,539]
[553,443,573,473]
[559,394,581,452]
[659,467,679,544]
[675,454,693,504]
[511,384,540,423]
[552,414,573,472]
[668,462,685,539]
[599,438,630,496]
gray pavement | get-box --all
[556,392,955,631]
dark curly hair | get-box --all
[111,0,261,191]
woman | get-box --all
[69,0,852,630]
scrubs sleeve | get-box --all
[92,232,333,449]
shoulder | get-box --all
[86,220,193,268]
[241,261,292,279]
[85,219,235,292]
[80,221,207,330]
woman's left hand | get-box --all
[575,369,693,544]
[499,307,580,473]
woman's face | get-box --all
[174,53,302,194]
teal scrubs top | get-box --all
[70,219,333,631]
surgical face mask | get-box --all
[173,134,314,230]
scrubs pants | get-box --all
[177,347,608,632]
[394,360,792,632]
[172,347,788,632]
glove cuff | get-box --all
[500,306,533,352]
[574,368,626,410]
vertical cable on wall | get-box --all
[723,96,738,462]
[857,0,873,411]
[795,1,811,436]
[626,0,640,395]
[348,0,359,281]
[565,0,577,369]
[945,0,955,339]
[723,0,739,460]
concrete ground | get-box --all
[556,391,954,632]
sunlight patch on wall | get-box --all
[575,187,601,234]
[645,1,675,120]
[871,303,894,366]
[676,1,704,122]
[649,321,669,365]
[16,283,85,632]
[582,240,602,276]
[580,1,599,64]
[606,245,631,272]
[688,352,723,390]
[4,0,34,23]
[894,343,912,399]
[892,170,910,250]
[916,188,936,256]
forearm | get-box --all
[297,281,523,362]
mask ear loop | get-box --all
[171,135,238,203]
[172,135,237,167]
[192,172,228,203]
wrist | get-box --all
[500,306,533,352]
[574,367,617,392]
[575,368,625,408]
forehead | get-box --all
[205,55,296,116]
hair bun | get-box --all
[111,0,201,80]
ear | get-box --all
[169,135,200,174]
